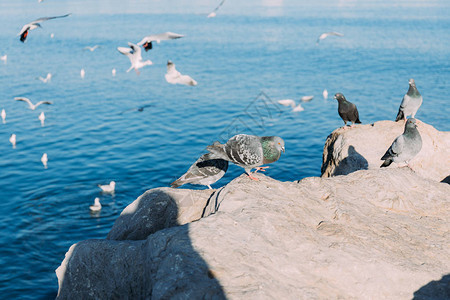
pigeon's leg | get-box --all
[245,169,259,181]
[255,166,269,172]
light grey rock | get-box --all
[322,119,450,181]
[57,169,450,299]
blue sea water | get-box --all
[0,0,449,298]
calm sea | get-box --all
[0,0,449,298]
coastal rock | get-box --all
[321,120,450,182]
[56,170,450,299]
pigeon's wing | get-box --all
[381,135,404,160]
[138,32,184,45]
[399,94,411,111]
[278,99,296,108]
[14,97,33,106]
[224,134,262,166]
[33,13,72,23]
[350,102,360,122]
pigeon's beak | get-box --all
[281,146,285,153]
[333,95,337,100]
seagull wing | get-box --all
[212,0,226,13]
[117,46,133,56]
[33,13,72,23]
[327,31,344,37]
[14,97,33,108]
[35,101,53,107]
[127,42,142,60]
[278,99,296,108]
[137,32,184,46]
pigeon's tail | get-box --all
[355,118,361,124]
[380,158,393,168]
[170,178,183,188]
[206,142,228,160]
[395,109,404,122]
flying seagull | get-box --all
[207,134,285,181]
[334,93,361,129]
[316,31,344,45]
[277,99,304,112]
[165,60,197,86]
[18,13,71,42]
[208,0,226,18]
[395,78,422,122]
[37,73,52,83]
[380,118,422,168]
[171,153,228,189]
[14,97,53,110]
[117,43,152,74]
[137,32,184,52]
[84,45,100,52]
[301,95,314,102]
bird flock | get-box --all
[1,3,426,212]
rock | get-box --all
[56,170,450,299]
[321,120,450,182]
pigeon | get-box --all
[80,68,85,79]
[0,54,6,64]
[117,43,152,74]
[41,153,48,168]
[395,78,423,122]
[380,118,422,168]
[89,197,102,212]
[277,99,304,112]
[207,134,285,181]
[165,60,197,86]
[207,0,226,18]
[1,109,5,124]
[18,14,71,42]
[98,181,115,193]
[38,112,45,126]
[37,73,52,83]
[84,45,100,52]
[316,31,344,45]
[137,32,184,52]
[14,97,53,110]
[171,153,228,189]
[301,95,314,102]
[323,89,328,100]
[10,134,16,148]
[334,93,361,128]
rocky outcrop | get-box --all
[56,169,450,299]
[321,120,450,182]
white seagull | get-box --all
[0,54,6,64]
[10,134,16,148]
[39,112,45,126]
[137,32,184,52]
[98,181,116,193]
[41,153,48,168]
[277,99,304,112]
[117,43,152,74]
[18,14,71,42]
[301,95,314,102]
[37,73,52,83]
[208,0,226,18]
[84,45,100,52]
[80,68,85,79]
[50,33,54,38]
[14,97,53,110]
[323,89,328,100]
[165,60,197,86]
[1,109,5,124]
[316,31,344,45]
[112,68,116,76]
[90,197,102,212]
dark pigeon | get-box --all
[334,93,361,128]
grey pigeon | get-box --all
[207,134,285,181]
[334,93,361,128]
[171,153,228,189]
[395,78,422,122]
[380,118,422,168]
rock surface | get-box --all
[321,120,450,182]
[56,169,450,299]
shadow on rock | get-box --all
[56,188,226,299]
[413,274,450,300]
[332,145,368,176]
